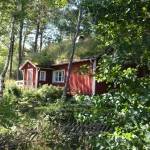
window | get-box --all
[39,71,46,81]
[53,70,65,83]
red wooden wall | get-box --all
[21,60,149,95]
[22,62,37,87]
[69,61,93,95]
[21,60,110,95]
[52,61,93,95]
[38,69,52,86]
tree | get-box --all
[74,0,150,148]
[9,21,15,79]
[32,0,67,53]
[0,16,16,97]
[17,0,29,80]
[62,5,83,99]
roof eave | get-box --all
[19,60,38,70]
[51,58,96,67]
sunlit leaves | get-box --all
[89,0,150,66]
[55,0,68,6]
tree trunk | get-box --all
[33,21,40,53]
[17,18,24,80]
[22,33,27,56]
[9,32,15,79]
[39,28,43,52]
[0,17,15,97]
[62,7,82,100]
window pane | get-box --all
[59,75,61,81]
[55,72,57,81]
[40,71,46,81]
[53,70,64,82]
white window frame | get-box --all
[52,70,65,83]
[39,71,46,81]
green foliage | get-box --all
[78,64,90,75]
[92,0,150,65]
[73,54,150,149]
[37,84,63,102]
[96,55,138,84]
[74,78,150,148]
[27,51,53,66]
[25,37,100,66]
[0,47,7,73]
[0,82,65,149]
[0,93,19,128]
[0,0,149,149]
[18,85,63,117]
[0,98,18,128]
[1,74,149,149]
[1,83,63,125]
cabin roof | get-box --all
[19,60,37,70]
[19,60,53,70]
[51,57,97,66]
[20,56,98,70]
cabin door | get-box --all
[27,69,33,87]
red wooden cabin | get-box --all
[19,58,107,95]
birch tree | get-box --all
[0,16,16,97]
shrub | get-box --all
[17,85,63,116]
[0,94,19,128]
[4,80,22,97]
[37,84,63,103]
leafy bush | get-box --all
[37,84,63,103]
[16,85,63,117]
[0,83,65,149]
[0,93,19,128]
[4,80,22,97]
[1,83,63,120]
[1,66,149,149]
[72,55,150,149]
[73,84,150,149]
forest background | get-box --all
[0,0,149,149]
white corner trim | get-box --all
[92,60,96,95]
[35,68,39,88]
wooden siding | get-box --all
[69,62,93,95]
[52,61,93,95]
[38,69,52,86]
[20,60,110,95]
[20,60,149,95]
[21,62,37,87]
